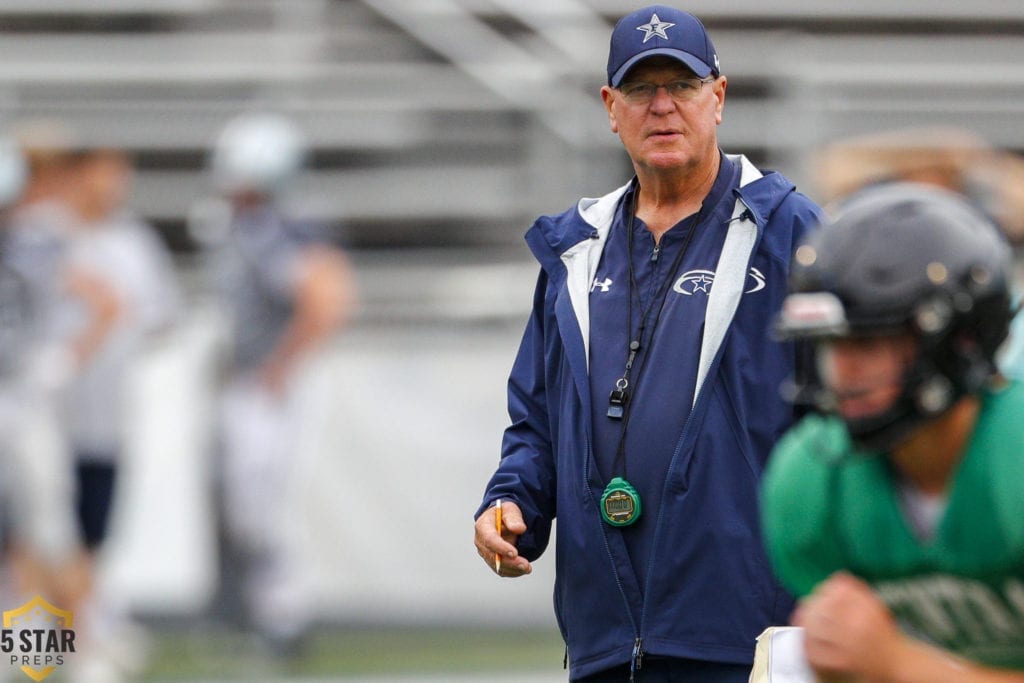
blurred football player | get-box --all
[762,183,1024,682]
[199,112,355,652]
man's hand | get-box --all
[474,500,532,577]
[793,571,1024,683]
[792,571,903,681]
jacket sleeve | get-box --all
[475,270,557,561]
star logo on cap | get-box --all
[636,13,675,43]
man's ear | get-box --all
[713,76,727,125]
[601,86,619,134]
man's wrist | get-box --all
[882,635,971,683]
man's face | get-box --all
[600,56,726,176]
[817,334,917,421]
[78,152,132,220]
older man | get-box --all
[474,5,823,681]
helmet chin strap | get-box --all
[839,360,958,453]
[844,396,935,453]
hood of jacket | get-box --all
[525,154,794,273]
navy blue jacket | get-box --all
[478,155,824,679]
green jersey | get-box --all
[762,381,1024,669]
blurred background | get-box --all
[0,1,1021,681]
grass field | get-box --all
[141,625,566,681]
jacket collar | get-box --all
[530,153,794,266]
[526,154,794,426]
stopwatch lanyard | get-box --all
[607,186,704,481]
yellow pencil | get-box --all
[494,499,503,572]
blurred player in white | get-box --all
[198,112,355,652]
[1,130,108,616]
[0,136,83,597]
[58,147,182,682]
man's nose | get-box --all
[648,86,676,112]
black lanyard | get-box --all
[607,186,705,480]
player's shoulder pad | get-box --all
[763,415,847,539]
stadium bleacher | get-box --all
[1,1,1020,266]
[0,2,1015,238]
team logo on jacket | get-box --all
[673,268,766,296]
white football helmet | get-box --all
[209,112,307,196]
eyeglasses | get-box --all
[617,77,715,104]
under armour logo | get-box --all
[591,277,613,293]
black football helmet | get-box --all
[777,182,1015,451]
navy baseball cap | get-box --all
[607,5,720,87]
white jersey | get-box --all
[61,212,182,456]
[4,200,77,349]
[0,255,30,378]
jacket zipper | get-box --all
[634,294,722,677]
[583,434,643,676]
[630,637,644,681]
[636,206,759,660]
